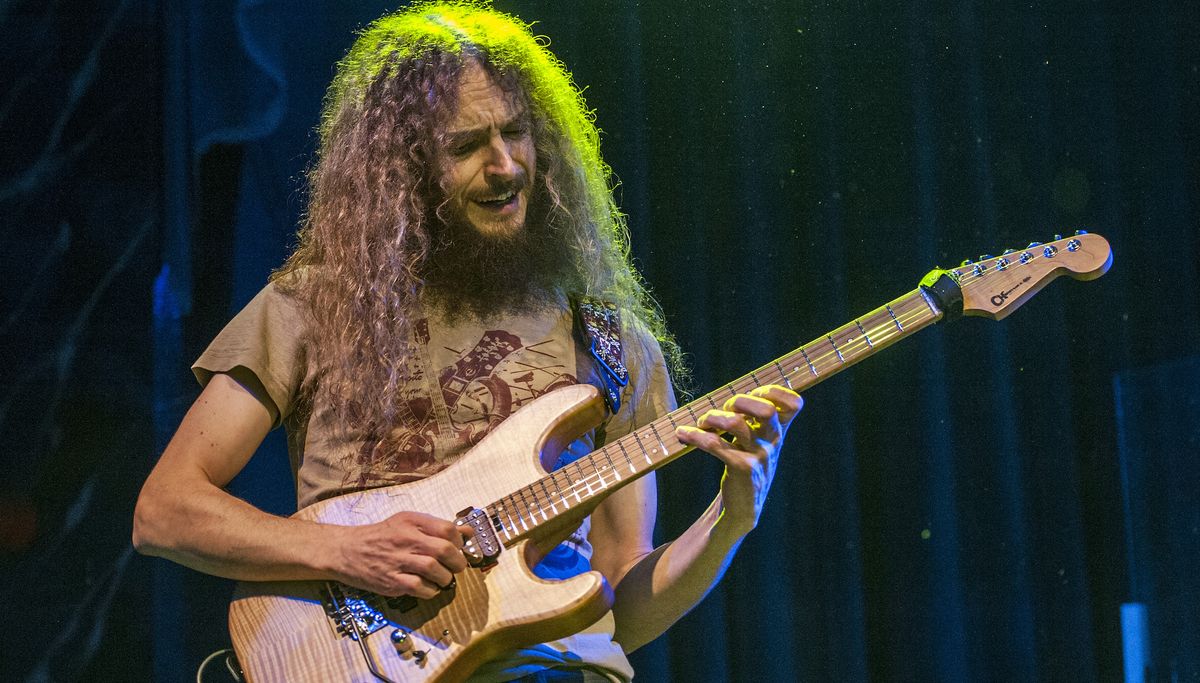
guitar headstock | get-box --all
[943,232,1112,320]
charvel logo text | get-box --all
[991,276,1033,307]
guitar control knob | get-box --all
[391,629,412,652]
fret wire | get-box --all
[645,420,670,464]
[577,456,599,496]
[548,470,568,509]
[616,439,638,471]
[665,411,681,430]
[629,429,653,469]
[537,478,556,515]
[855,319,874,348]
[600,447,621,484]
[772,360,794,390]
[517,485,545,523]
[799,347,818,376]
[496,288,952,546]
[826,335,844,363]
[564,462,585,504]
[505,494,528,533]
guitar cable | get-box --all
[196,647,244,683]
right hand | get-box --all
[331,511,474,597]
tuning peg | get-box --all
[960,258,974,266]
[1002,248,1015,255]
[1053,234,1063,241]
[1027,241,1042,249]
[1075,229,1089,235]
[978,254,994,262]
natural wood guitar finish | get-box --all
[228,233,1113,682]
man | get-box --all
[133,3,802,680]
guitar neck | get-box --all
[487,284,948,545]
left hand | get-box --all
[674,385,803,534]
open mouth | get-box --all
[474,189,519,211]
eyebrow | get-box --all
[446,111,531,144]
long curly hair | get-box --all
[272,1,685,441]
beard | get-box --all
[421,186,582,321]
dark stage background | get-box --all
[2,0,1197,680]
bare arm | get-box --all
[589,385,803,652]
[132,372,470,598]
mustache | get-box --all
[470,171,528,200]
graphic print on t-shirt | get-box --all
[365,323,576,478]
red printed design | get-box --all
[364,327,576,478]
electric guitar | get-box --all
[228,233,1112,682]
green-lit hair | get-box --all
[275,1,686,440]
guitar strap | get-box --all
[571,295,629,415]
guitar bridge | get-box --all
[323,583,387,641]
[456,507,502,568]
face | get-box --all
[441,62,537,238]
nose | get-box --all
[482,133,518,178]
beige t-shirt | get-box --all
[193,283,675,681]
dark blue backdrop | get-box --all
[1,0,1197,680]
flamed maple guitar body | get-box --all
[228,233,1113,683]
[229,384,618,683]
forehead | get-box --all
[446,62,525,133]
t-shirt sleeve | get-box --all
[191,283,307,428]
[601,313,678,442]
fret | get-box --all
[490,284,966,546]
[629,429,652,470]
[917,288,941,316]
[565,464,586,504]
[799,348,818,376]
[600,448,621,483]
[517,486,545,523]
[508,495,530,532]
[549,472,568,509]
[644,421,669,464]
[827,335,845,363]
[537,478,557,514]
[579,458,598,496]
[855,320,873,348]
[772,360,794,389]
[616,439,638,471]
[665,411,681,430]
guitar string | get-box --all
[497,291,951,533]
[492,300,938,536]
[498,299,938,527]
[492,243,1084,535]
